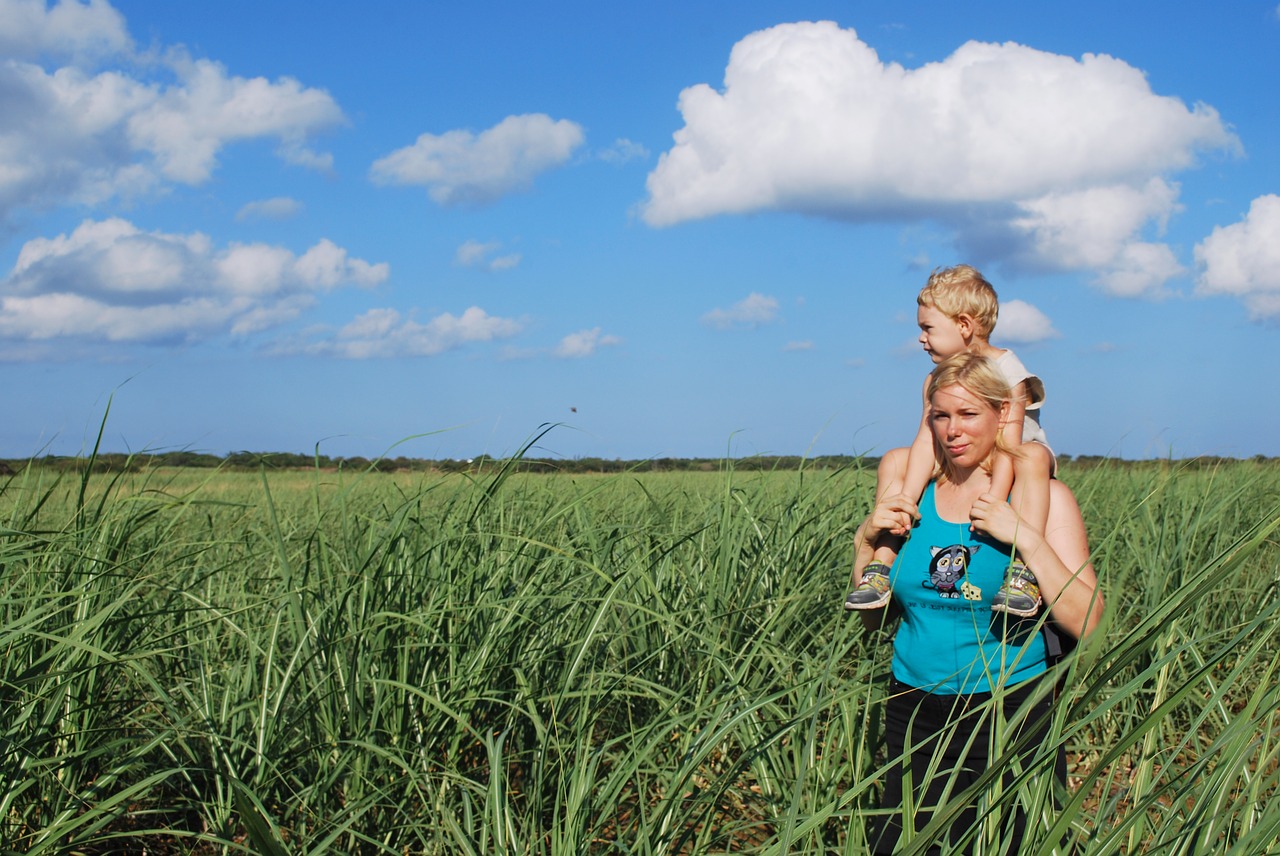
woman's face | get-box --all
[929,383,1005,469]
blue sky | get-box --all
[2,0,1278,462]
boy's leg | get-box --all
[1007,443,1053,532]
[846,448,908,610]
[993,444,1054,617]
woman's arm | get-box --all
[968,490,1104,640]
[851,496,915,631]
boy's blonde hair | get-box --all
[917,264,999,338]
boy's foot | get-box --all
[992,560,1041,617]
[845,562,892,610]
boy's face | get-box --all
[917,304,969,363]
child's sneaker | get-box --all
[991,560,1041,617]
[844,562,892,610]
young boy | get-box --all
[845,265,1054,617]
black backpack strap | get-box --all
[1043,618,1067,664]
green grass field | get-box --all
[2,456,1278,854]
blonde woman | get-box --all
[852,352,1103,853]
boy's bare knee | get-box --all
[874,448,911,502]
[878,447,910,483]
[1015,442,1054,476]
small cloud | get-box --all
[455,239,521,272]
[0,0,132,63]
[370,113,585,206]
[598,138,649,164]
[455,240,493,267]
[236,197,303,222]
[0,218,386,346]
[274,306,522,359]
[1091,341,1119,353]
[906,252,933,271]
[277,141,334,173]
[1195,194,1280,320]
[701,292,779,329]
[554,327,622,358]
[783,340,814,352]
[994,299,1059,343]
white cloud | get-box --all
[0,218,387,344]
[1195,194,1280,319]
[598,138,649,164]
[643,21,1236,287]
[276,140,334,173]
[370,113,585,206]
[1093,241,1184,298]
[701,292,779,329]
[0,19,343,224]
[236,196,302,221]
[994,299,1058,343]
[783,340,814,352]
[0,0,131,62]
[488,254,522,272]
[277,306,522,359]
[455,239,521,272]
[554,327,621,358]
[125,54,343,184]
[1007,179,1184,294]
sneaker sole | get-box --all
[844,595,891,611]
[991,601,1040,618]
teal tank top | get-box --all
[889,483,1048,694]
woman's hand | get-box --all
[869,493,921,539]
[968,492,1032,546]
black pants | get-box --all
[868,675,1066,855]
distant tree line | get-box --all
[0,451,1275,477]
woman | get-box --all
[852,352,1103,854]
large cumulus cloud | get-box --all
[642,21,1237,294]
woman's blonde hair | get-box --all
[927,352,1014,482]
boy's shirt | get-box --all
[991,349,1048,448]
